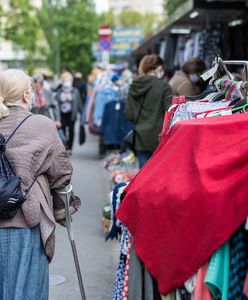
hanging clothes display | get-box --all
[163,25,226,71]
[227,224,248,300]
[114,60,248,297]
[100,100,132,146]
[106,183,130,300]
[93,86,117,127]
[204,241,230,300]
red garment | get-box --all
[172,95,186,105]
[116,113,248,296]
[244,272,248,297]
[161,106,178,138]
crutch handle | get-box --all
[55,183,73,199]
[55,183,74,240]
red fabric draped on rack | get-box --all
[116,113,248,296]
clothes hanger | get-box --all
[207,97,248,117]
[194,105,234,118]
[229,97,242,106]
[231,97,248,113]
[185,90,215,101]
[242,81,248,89]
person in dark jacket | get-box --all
[125,54,172,168]
[73,72,87,105]
[55,72,83,154]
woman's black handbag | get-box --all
[79,123,86,145]
[124,129,135,153]
[124,99,145,153]
[88,122,100,135]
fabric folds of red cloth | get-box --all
[116,113,248,296]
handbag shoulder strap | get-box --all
[5,114,37,197]
[5,114,33,144]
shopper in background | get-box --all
[132,70,139,81]
[55,72,82,154]
[169,57,206,96]
[32,74,61,127]
[73,72,86,105]
[122,62,133,85]
[42,73,52,91]
[125,54,172,168]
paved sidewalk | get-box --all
[49,131,119,300]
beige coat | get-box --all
[0,106,80,260]
[169,70,196,96]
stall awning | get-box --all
[131,0,248,58]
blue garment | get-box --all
[106,182,128,241]
[108,183,130,300]
[136,150,153,169]
[112,253,126,300]
[0,226,49,300]
[100,101,132,146]
[93,87,117,125]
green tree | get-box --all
[0,6,3,37]
[39,0,98,75]
[118,11,141,28]
[164,0,185,16]
[119,11,159,36]
[98,10,161,37]
[141,13,160,36]
[98,11,116,29]
[3,0,41,74]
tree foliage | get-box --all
[0,1,161,74]
[98,10,161,37]
[164,0,185,16]
[3,0,41,73]
[38,0,98,75]
[98,11,116,29]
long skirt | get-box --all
[0,225,49,300]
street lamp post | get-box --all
[53,28,60,80]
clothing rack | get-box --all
[216,57,248,82]
[210,57,248,98]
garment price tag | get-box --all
[201,64,219,81]
[115,102,121,111]
[219,109,232,116]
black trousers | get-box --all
[61,112,75,150]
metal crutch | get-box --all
[55,183,87,300]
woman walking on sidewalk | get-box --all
[0,69,80,300]
[55,72,83,155]
[125,55,172,168]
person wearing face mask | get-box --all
[0,69,80,299]
[169,57,206,96]
[125,54,172,168]
[55,72,83,155]
[32,74,61,128]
